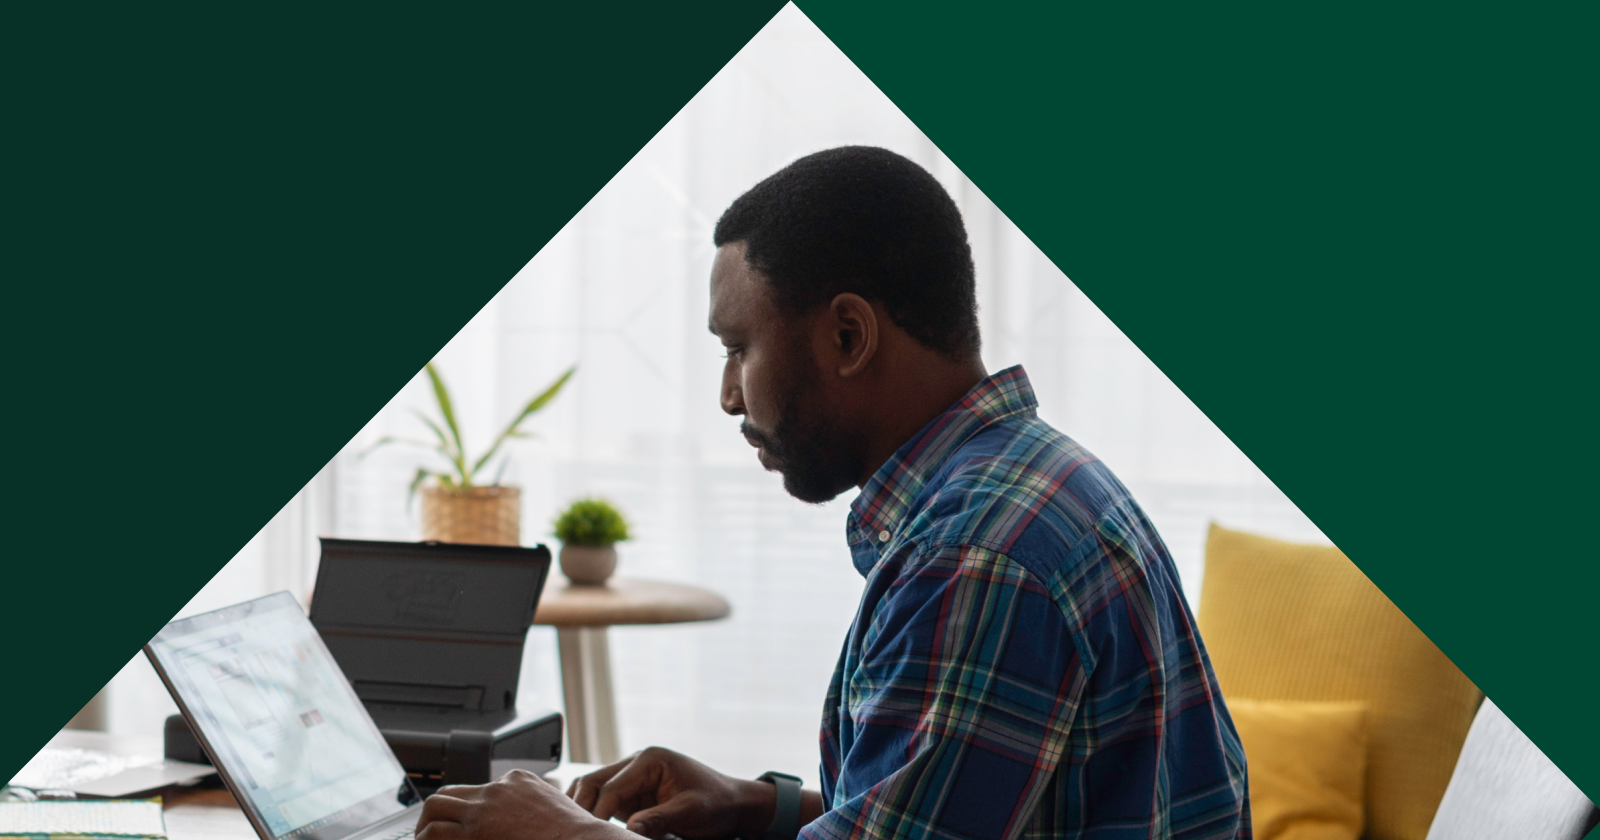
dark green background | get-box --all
[7,0,1594,812]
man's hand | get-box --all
[567,747,776,840]
[416,769,624,840]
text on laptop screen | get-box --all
[148,594,412,839]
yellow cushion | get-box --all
[1198,524,1481,840]
[1229,699,1368,840]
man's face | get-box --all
[708,243,860,503]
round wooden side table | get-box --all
[533,577,730,764]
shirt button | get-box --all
[878,530,891,543]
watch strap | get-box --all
[756,771,803,840]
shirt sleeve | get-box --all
[801,543,1088,840]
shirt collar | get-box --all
[847,365,1038,567]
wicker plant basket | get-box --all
[421,485,521,545]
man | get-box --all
[415,147,1250,840]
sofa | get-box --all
[1197,525,1596,840]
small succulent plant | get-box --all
[553,498,631,547]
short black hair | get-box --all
[713,146,980,357]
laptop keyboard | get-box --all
[370,826,414,840]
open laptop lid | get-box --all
[145,592,420,840]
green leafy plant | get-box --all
[366,362,575,502]
[553,498,631,547]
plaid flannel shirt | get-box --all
[802,366,1249,840]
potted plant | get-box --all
[367,362,574,545]
[552,498,630,585]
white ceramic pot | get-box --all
[559,544,617,586]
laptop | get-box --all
[146,592,423,840]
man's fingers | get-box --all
[626,794,701,840]
[570,772,607,811]
[434,784,487,800]
[570,756,634,811]
[417,794,472,829]
[414,821,463,840]
[591,758,662,823]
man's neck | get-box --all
[854,355,988,489]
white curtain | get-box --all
[103,4,1326,788]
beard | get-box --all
[740,372,860,504]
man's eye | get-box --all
[722,346,744,359]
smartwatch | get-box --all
[756,771,804,840]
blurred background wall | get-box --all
[96,4,1327,788]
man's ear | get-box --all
[828,293,878,378]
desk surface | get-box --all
[533,577,730,627]
[40,730,603,840]
[163,788,255,840]
[161,764,604,840]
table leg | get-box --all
[556,626,620,764]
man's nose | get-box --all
[720,365,745,416]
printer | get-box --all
[171,538,564,790]
[309,538,563,789]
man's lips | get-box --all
[741,423,779,469]
[744,434,775,469]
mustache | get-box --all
[740,421,778,450]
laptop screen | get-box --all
[147,593,418,840]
